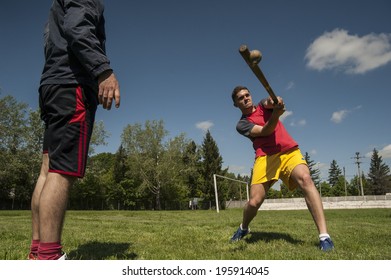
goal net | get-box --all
[213,174,249,213]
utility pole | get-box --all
[343,167,347,196]
[353,152,364,196]
[317,162,322,197]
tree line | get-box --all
[1,95,390,210]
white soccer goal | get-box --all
[213,174,249,213]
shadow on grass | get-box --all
[246,231,303,245]
[68,241,138,260]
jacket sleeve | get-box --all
[63,0,111,79]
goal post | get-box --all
[213,174,249,213]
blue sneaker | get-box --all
[230,225,250,241]
[319,237,334,251]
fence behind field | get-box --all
[226,195,391,210]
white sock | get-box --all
[319,233,330,241]
[240,224,248,230]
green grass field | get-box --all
[1,208,390,260]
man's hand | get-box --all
[272,96,285,116]
[250,96,286,137]
[98,70,120,110]
[263,96,285,110]
[262,96,285,117]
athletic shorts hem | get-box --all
[48,169,84,178]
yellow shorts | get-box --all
[251,148,307,191]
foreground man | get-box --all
[29,0,120,260]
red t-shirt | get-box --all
[236,103,298,157]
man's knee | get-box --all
[248,183,269,208]
[297,173,317,194]
[302,172,314,185]
[247,197,263,209]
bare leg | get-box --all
[290,164,328,234]
[241,182,273,229]
[31,154,49,241]
[38,172,75,242]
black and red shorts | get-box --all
[39,84,98,178]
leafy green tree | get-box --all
[349,176,361,196]
[158,134,192,209]
[89,120,110,155]
[182,141,202,198]
[305,152,321,186]
[121,120,167,210]
[330,176,347,197]
[113,144,127,184]
[328,160,342,187]
[25,109,45,156]
[367,149,391,195]
[71,153,113,209]
[319,181,332,197]
[0,96,43,209]
[121,120,193,210]
[0,95,27,153]
[280,183,293,198]
[105,144,135,209]
[199,130,223,202]
[68,119,112,209]
[15,109,44,208]
[267,187,281,199]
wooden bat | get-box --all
[239,45,279,105]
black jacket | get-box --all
[40,0,112,92]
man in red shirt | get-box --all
[230,86,334,251]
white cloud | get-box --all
[331,105,362,123]
[365,144,391,159]
[195,120,214,132]
[289,119,307,127]
[331,109,349,123]
[285,115,306,127]
[279,110,293,122]
[378,144,391,159]
[279,109,307,127]
[286,81,295,90]
[280,111,306,127]
[310,149,317,156]
[305,28,391,74]
[297,119,307,126]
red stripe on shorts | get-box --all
[78,120,88,176]
[69,86,86,124]
[72,86,87,177]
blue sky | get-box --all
[1,0,390,183]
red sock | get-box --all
[38,241,62,260]
[28,239,40,259]
[30,239,39,254]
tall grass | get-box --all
[0,208,390,260]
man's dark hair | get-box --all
[231,85,248,104]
